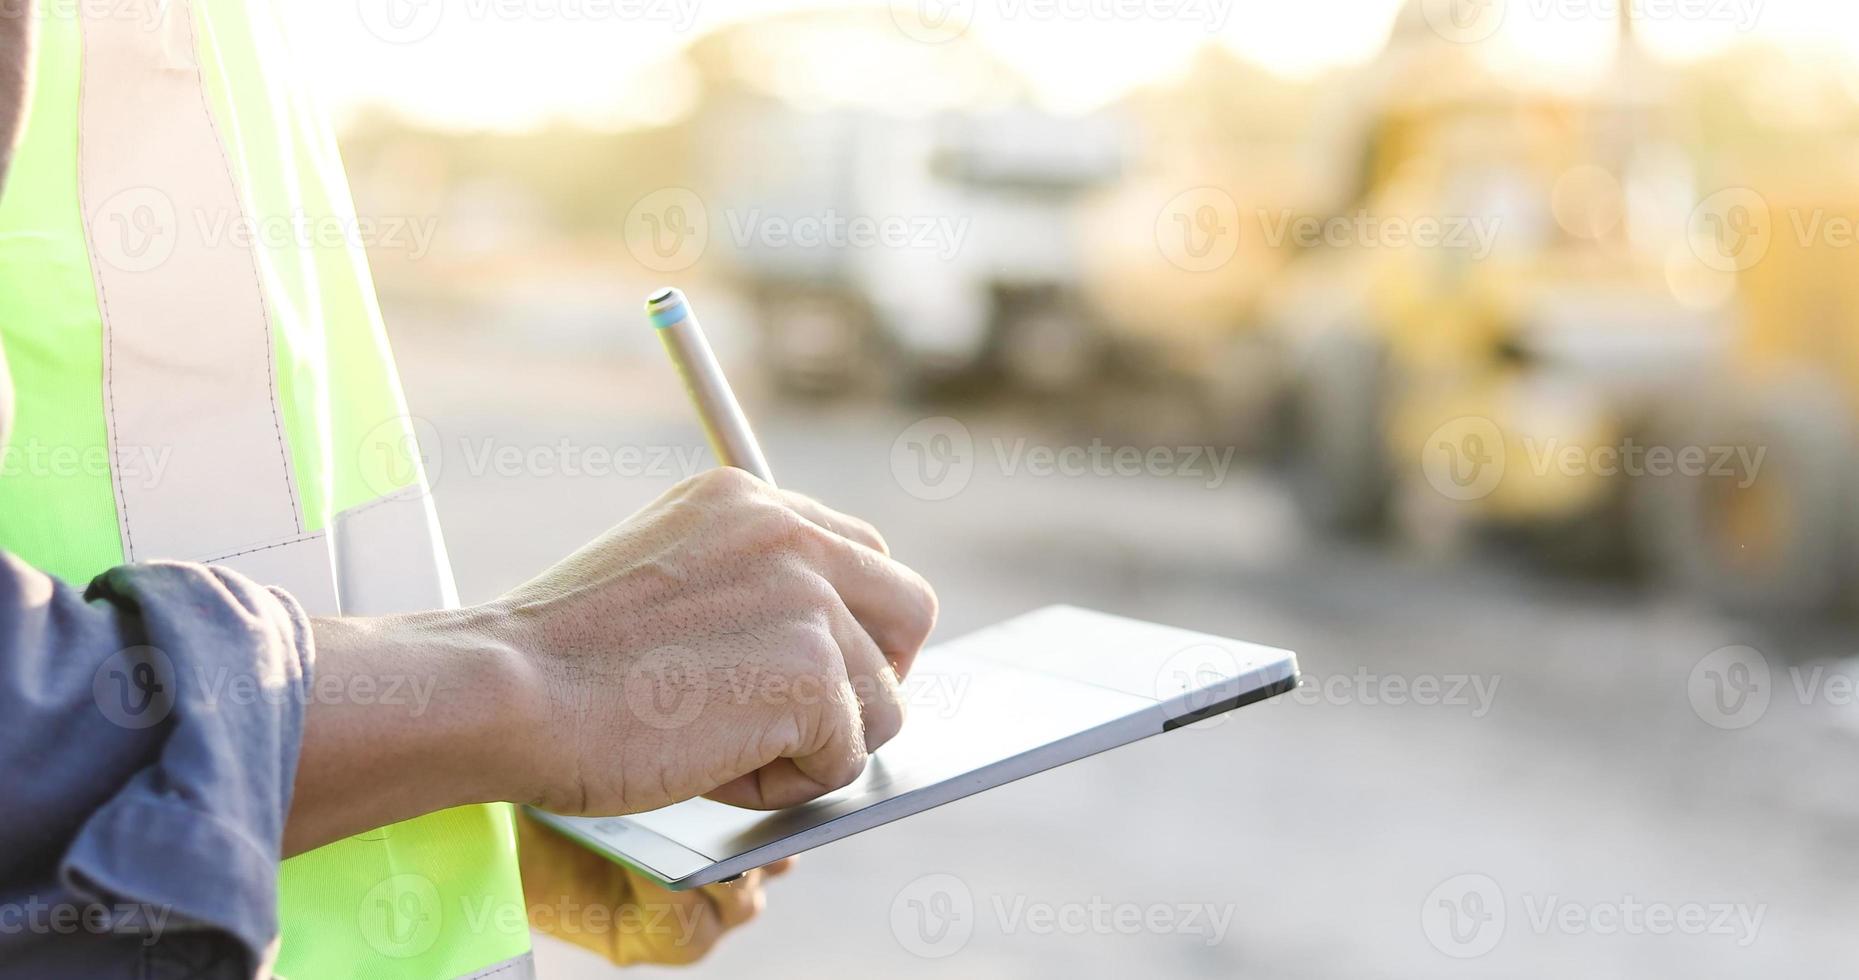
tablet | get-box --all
[526,605,1298,889]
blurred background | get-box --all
[298,0,1859,975]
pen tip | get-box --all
[645,287,690,329]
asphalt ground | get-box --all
[389,312,1859,980]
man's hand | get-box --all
[289,468,938,853]
[496,466,938,817]
[516,810,793,966]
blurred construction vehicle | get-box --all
[1272,5,1859,617]
[1632,48,1859,615]
[1267,7,1719,564]
[1075,50,1327,444]
[687,13,1121,398]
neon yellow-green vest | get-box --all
[0,2,532,976]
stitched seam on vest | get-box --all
[74,28,134,562]
[461,952,535,979]
[173,2,302,536]
[339,483,426,520]
[195,530,323,564]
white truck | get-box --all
[695,101,1123,397]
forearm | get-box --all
[284,606,548,856]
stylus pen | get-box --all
[646,286,775,486]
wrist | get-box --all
[291,606,550,852]
[395,606,553,814]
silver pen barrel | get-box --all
[646,287,774,486]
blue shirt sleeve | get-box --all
[0,551,314,979]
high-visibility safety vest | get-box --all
[0,2,534,977]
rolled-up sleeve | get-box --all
[0,551,314,979]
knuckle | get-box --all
[757,505,826,556]
[820,749,866,792]
[894,575,939,648]
[785,621,842,677]
[772,563,836,613]
[693,465,761,501]
[863,697,906,751]
[848,516,889,555]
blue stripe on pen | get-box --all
[647,300,689,329]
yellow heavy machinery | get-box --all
[1634,141,1859,613]
[1074,49,1324,442]
[1273,9,1702,551]
[1273,7,1859,615]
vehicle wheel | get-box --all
[1286,327,1393,535]
[997,304,1101,397]
[1634,381,1853,617]
[752,288,870,397]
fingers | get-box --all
[619,870,726,966]
[703,634,869,809]
[828,597,907,751]
[698,868,768,930]
[781,491,939,678]
[778,489,890,554]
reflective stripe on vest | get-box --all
[0,2,531,976]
